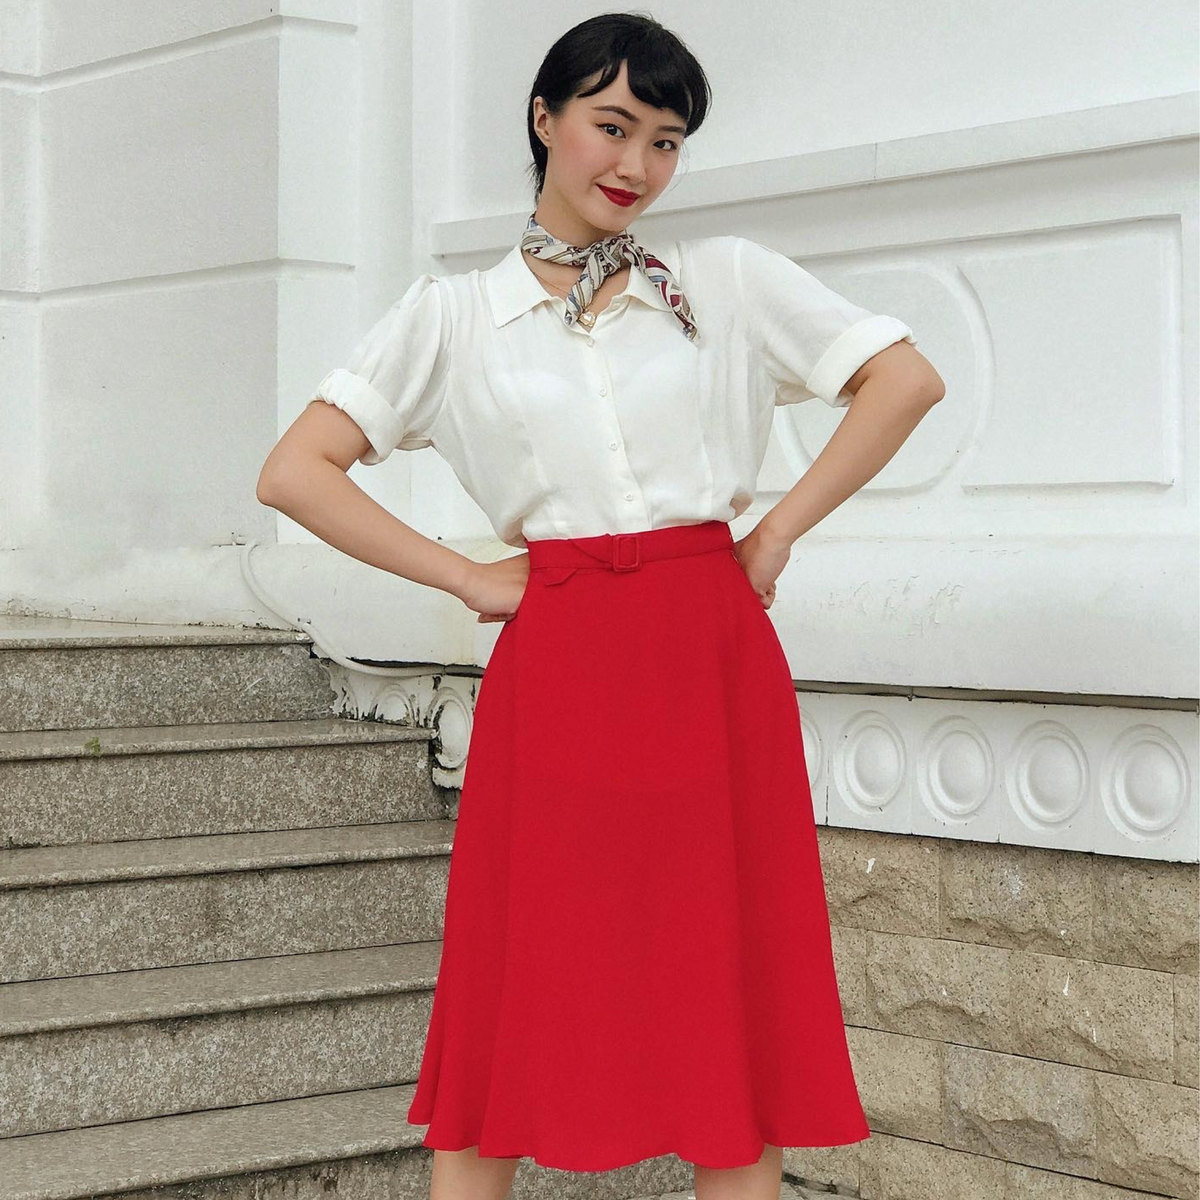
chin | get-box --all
[591,204,630,228]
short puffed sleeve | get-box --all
[735,236,917,409]
[311,272,452,463]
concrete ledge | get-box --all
[0,1084,426,1200]
[0,941,442,1037]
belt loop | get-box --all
[611,533,641,572]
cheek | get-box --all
[649,159,677,189]
[562,127,616,175]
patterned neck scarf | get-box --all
[519,212,698,341]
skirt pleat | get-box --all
[405,519,870,1170]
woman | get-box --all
[258,13,944,1200]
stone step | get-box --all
[0,716,440,849]
[627,1187,808,1199]
[0,616,337,734]
[0,939,443,1038]
[0,943,440,1136]
[0,820,454,982]
[0,1084,698,1200]
[627,1189,808,1200]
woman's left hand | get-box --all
[731,523,792,610]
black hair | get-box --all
[525,12,711,199]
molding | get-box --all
[427,92,1198,261]
[324,663,479,791]
[322,661,1199,864]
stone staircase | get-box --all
[0,617,713,1200]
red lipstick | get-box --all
[598,185,639,207]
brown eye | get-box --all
[598,124,679,152]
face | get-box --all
[531,59,687,246]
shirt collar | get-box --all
[485,239,677,328]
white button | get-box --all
[624,492,634,501]
[586,337,595,347]
[608,441,618,450]
[599,385,607,395]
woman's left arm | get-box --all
[754,339,945,550]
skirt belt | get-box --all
[526,520,734,584]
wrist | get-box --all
[441,550,481,603]
[756,514,795,552]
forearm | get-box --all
[257,456,477,599]
[759,374,942,545]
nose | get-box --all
[616,153,646,187]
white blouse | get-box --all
[312,234,916,549]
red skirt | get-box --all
[406,518,870,1170]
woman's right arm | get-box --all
[255,398,478,601]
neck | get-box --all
[530,191,627,248]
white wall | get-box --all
[444,0,1198,209]
[0,1,1197,858]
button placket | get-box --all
[587,328,642,514]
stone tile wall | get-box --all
[782,831,1200,1200]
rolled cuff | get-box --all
[807,314,918,408]
[312,368,407,465]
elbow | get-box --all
[257,450,343,508]
[858,358,945,410]
[913,371,946,408]
[256,460,287,508]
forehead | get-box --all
[575,63,687,130]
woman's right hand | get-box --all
[459,552,531,623]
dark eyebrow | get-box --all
[591,104,687,135]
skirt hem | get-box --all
[407,1120,873,1173]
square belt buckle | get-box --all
[611,533,641,572]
